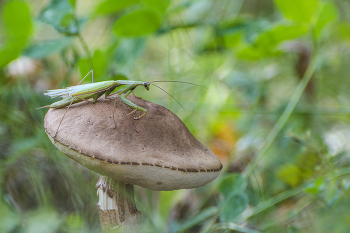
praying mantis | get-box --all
[38,70,203,137]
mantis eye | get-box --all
[143,82,150,90]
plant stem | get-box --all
[243,49,318,178]
[96,176,140,232]
[77,32,94,71]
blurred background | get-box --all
[1,0,350,232]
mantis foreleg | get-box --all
[118,87,147,120]
[78,70,94,85]
[111,86,139,128]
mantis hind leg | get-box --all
[112,96,118,129]
[54,97,76,138]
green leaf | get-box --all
[0,44,23,68]
[68,0,76,8]
[211,222,262,233]
[78,49,107,81]
[323,182,342,206]
[305,177,324,195]
[0,0,32,67]
[236,43,271,60]
[38,0,78,35]
[112,74,129,81]
[236,22,308,60]
[114,9,162,37]
[314,2,338,38]
[277,164,302,187]
[96,0,139,15]
[141,0,170,14]
[255,22,308,48]
[217,174,247,198]
[0,201,21,233]
[23,37,73,59]
[179,207,219,231]
[274,0,320,23]
[223,32,243,48]
[220,193,248,222]
[108,38,146,73]
[64,213,83,229]
[90,50,107,79]
[329,22,350,41]
[2,1,32,39]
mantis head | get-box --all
[143,82,150,91]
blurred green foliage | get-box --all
[1,0,350,232]
[0,0,32,67]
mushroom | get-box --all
[44,95,222,231]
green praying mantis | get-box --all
[38,70,204,137]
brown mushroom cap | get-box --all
[44,96,222,191]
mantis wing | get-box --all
[45,81,118,98]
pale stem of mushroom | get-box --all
[96,175,140,232]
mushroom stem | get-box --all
[96,176,140,232]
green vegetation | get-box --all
[1,0,350,232]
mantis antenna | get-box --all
[151,84,185,110]
[151,80,207,89]
[150,80,207,110]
